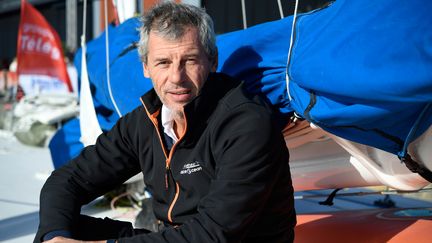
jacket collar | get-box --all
[140,87,163,116]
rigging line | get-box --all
[82,0,86,44]
[105,0,122,117]
[277,0,284,19]
[294,187,432,200]
[241,0,247,29]
[399,103,431,158]
[285,0,299,102]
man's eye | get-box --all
[156,61,169,67]
[186,58,197,64]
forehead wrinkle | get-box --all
[147,35,202,61]
[149,44,201,60]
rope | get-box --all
[82,0,87,45]
[277,0,284,18]
[294,187,432,200]
[104,0,122,117]
[241,0,247,29]
[285,0,299,102]
[110,191,141,210]
[398,103,431,158]
[396,103,432,183]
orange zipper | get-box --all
[167,182,180,222]
[141,98,187,223]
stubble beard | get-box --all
[173,108,185,121]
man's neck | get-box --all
[173,118,185,139]
[161,105,186,142]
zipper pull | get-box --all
[165,165,170,190]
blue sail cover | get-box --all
[218,0,432,155]
[50,0,432,168]
[287,0,432,155]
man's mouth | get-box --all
[167,89,193,102]
[171,90,189,95]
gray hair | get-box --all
[138,2,217,64]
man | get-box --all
[36,2,296,243]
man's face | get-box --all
[143,27,217,117]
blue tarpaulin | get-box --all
[50,0,432,168]
[288,0,432,155]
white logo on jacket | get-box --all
[180,161,203,175]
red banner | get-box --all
[16,0,73,93]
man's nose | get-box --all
[169,63,185,84]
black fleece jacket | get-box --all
[35,73,296,243]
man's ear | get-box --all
[211,49,218,72]
[143,63,150,78]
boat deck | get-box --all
[1,129,431,242]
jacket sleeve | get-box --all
[35,111,143,242]
[117,103,292,243]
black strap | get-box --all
[400,154,432,183]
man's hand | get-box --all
[43,236,107,243]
